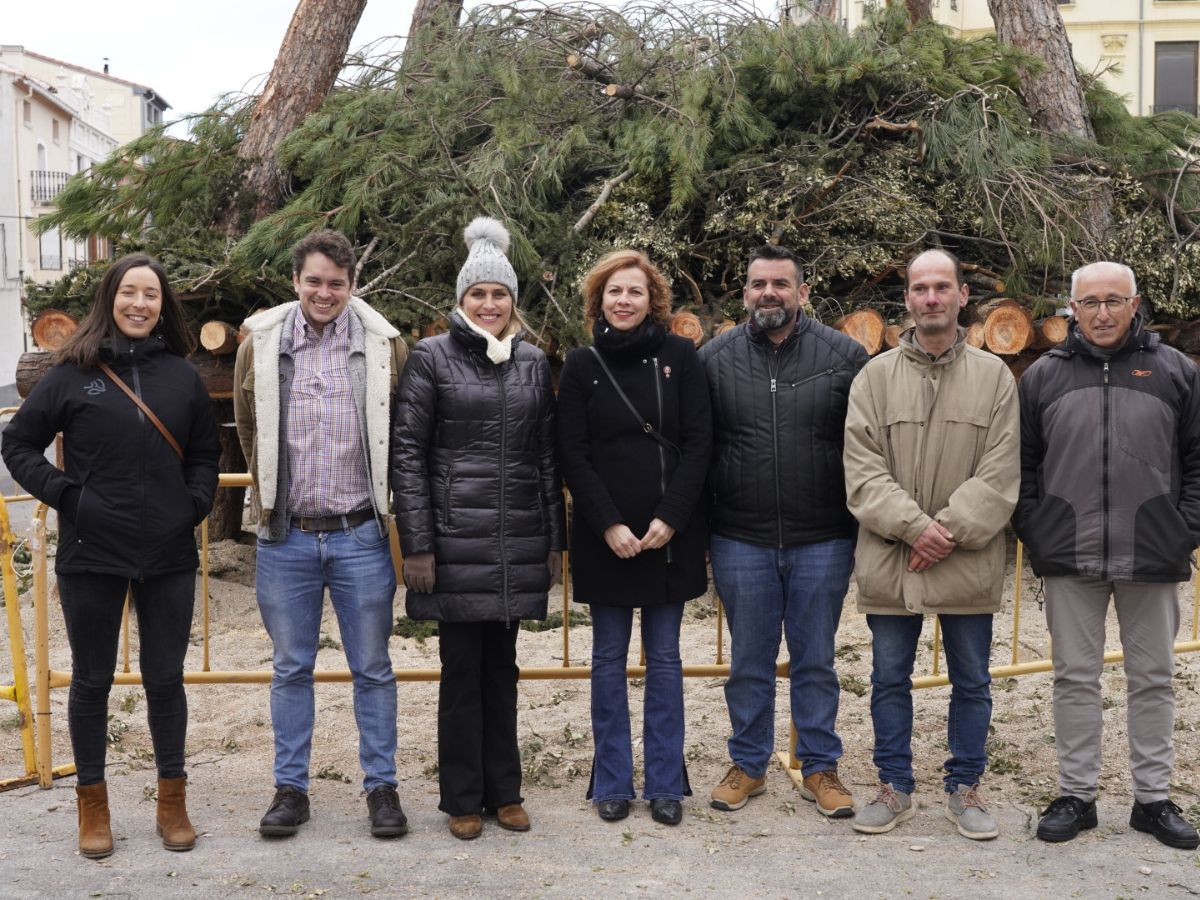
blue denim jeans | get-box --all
[589,602,691,802]
[709,534,854,779]
[256,518,398,792]
[867,612,993,794]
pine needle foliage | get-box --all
[30,1,1200,345]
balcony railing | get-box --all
[30,170,70,204]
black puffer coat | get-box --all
[391,312,565,623]
[698,315,868,548]
[556,321,712,607]
[1,336,220,578]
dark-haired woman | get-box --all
[2,254,219,859]
[555,249,711,825]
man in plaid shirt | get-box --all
[234,230,409,840]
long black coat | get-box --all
[1,336,220,578]
[556,324,712,607]
[391,313,565,623]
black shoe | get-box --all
[259,786,310,837]
[366,785,409,838]
[1036,795,1097,843]
[597,799,629,822]
[650,799,683,826]
[1131,799,1200,850]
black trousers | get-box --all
[57,570,195,785]
[437,621,522,815]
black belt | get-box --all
[294,508,375,533]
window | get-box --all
[36,142,47,171]
[39,225,61,271]
[22,100,31,125]
[1155,42,1199,115]
[52,118,59,142]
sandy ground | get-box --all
[2,532,1200,898]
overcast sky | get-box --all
[4,1,419,132]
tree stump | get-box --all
[712,318,737,338]
[31,309,78,350]
[1032,316,1069,349]
[835,308,885,355]
[965,322,986,348]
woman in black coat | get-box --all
[1,254,219,859]
[555,249,712,825]
[391,217,565,840]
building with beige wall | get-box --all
[0,46,168,147]
[794,0,1200,116]
[0,64,117,400]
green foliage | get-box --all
[31,1,1200,347]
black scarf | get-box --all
[592,317,666,360]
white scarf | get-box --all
[458,309,517,364]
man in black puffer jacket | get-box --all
[699,245,868,819]
[1017,261,1200,851]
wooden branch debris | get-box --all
[573,168,634,234]
[566,53,615,85]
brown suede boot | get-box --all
[76,781,113,859]
[155,776,196,851]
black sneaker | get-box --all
[366,785,408,838]
[1036,795,1097,843]
[1130,799,1200,850]
[259,786,310,837]
[650,799,683,826]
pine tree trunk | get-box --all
[409,0,463,35]
[808,0,838,19]
[986,0,1092,141]
[904,0,933,23]
[225,0,369,229]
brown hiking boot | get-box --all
[156,776,196,851]
[494,803,530,832]
[800,769,855,818]
[449,814,483,840]
[709,764,766,811]
[76,781,114,859]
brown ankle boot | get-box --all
[76,781,113,859]
[155,776,196,851]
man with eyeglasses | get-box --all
[1016,261,1200,850]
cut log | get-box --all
[884,316,913,349]
[835,308,885,355]
[200,321,240,355]
[712,318,737,338]
[422,317,450,338]
[1032,316,1069,350]
[982,304,1033,355]
[967,297,1023,324]
[31,309,78,350]
[669,311,704,347]
[965,322,985,348]
[15,352,53,398]
[16,350,235,401]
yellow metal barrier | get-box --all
[5,466,1200,791]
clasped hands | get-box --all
[907,520,956,572]
[603,519,676,559]
[402,550,563,593]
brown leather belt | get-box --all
[294,508,375,533]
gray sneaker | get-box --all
[945,783,999,840]
[852,783,916,834]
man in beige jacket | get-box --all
[843,249,1019,840]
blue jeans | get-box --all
[256,519,398,792]
[867,613,993,794]
[709,534,854,779]
[589,603,691,802]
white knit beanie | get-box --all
[455,216,519,303]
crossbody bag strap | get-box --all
[588,346,680,458]
[98,362,185,462]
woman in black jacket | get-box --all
[391,217,565,840]
[1,254,219,859]
[555,250,712,826]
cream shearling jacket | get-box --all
[233,298,407,539]
[843,330,1019,615]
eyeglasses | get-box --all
[1075,295,1135,313]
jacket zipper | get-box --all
[1102,361,1111,580]
[791,368,835,389]
[495,362,511,624]
[129,347,146,582]
[651,356,673,565]
[444,467,454,529]
[768,351,784,548]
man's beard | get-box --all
[751,306,790,331]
